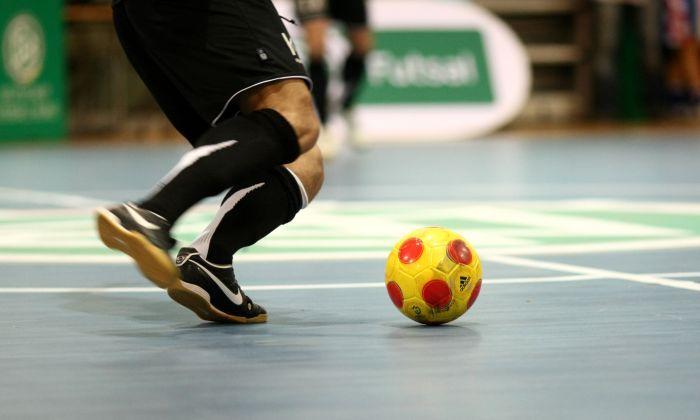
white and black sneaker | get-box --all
[170,248,267,324]
[96,203,178,289]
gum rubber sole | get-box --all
[167,288,268,324]
[96,209,267,324]
[96,209,178,289]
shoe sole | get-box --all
[96,209,266,324]
[167,288,267,324]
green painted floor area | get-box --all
[1,136,700,420]
[1,200,698,260]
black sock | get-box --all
[138,109,300,224]
[341,53,367,110]
[308,58,329,123]
[190,166,305,265]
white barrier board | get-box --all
[275,0,531,142]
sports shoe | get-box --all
[170,248,267,323]
[316,126,340,161]
[96,203,178,289]
[342,109,367,151]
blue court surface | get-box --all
[1,133,699,419]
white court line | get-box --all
[486,274,599,284]
[483,237,700,257]
[0,274,599,294]
[320,184,700,197]
[0,287,162,294]
[0,187,105,207]
[0,271,697,294]
[653,271,700,278]
[485,255,700,292]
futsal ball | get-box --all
[385,227,482,325]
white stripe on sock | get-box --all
[285,168,309,209]
[190,182,265,261]
[153,140,238,193]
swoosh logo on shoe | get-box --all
[189,260,243,305]
[125,204,160,230]
[175,251,197,266]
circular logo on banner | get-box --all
[2,13,46,86]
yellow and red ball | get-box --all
[385,227,482,325]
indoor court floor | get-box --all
[1,133,699,419]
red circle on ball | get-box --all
[398,237,424,264]
[447,239,472,265]
[467,279,482,309]
[421,279,452,308]
[386,281,404,309]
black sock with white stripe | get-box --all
[139,109,300,224]
[190,166,306,265]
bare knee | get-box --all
[281,97,320,154]
[286,146,324,202]
[239,79,320,155]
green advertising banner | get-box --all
[274,0,530,142]
[360,30,494,105]
[0,0,65,141]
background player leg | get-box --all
[342,26,373,112]
[304,18,331,124]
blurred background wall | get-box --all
[2,0,699,142]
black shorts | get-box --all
[113,0,310,137]
[294,0,368,27]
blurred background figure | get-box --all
[592,0,657,122]
[8,0,700,145]
[293,0,373,157]
[661,0,700,114]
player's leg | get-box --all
[170,86,324,324]
[342,25,373,111]
[96,1,213,290]
[171,148,322,324]
[185,84,325,263]
[284,146,325,203]
[182,146,322,264]
[188,145,323,263]
[109,0,318,227]
[98,0,320,322]
[335,0,373,112]
[187,82,324,266]
[136,79,319,224]
[295,0,332,124]
[98,78,319,319]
